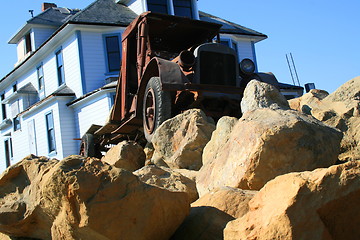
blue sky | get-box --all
[0,0,359,93]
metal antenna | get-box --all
[29,10,34,18]
[286,53,301,86]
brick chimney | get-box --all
[42,3,57,12]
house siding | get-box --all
[73,93,113,138]
[127,0,146,15]
[57,98,78,157]
[62,34,83,97]
[80,28,124,93]
[236,40,255,62]
[33,27,56,50]
[81,31,107,93]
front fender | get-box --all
[136,57,188,115]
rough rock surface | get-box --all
[224,160,360,240]
[192,187,256,219]
[151,109,215,170]
[289,76,360,161]
[197,81,342,196]
[0,155,190,240]
[171,187,255,240]
[134,165,199,203]
[102,140,145,171]
[202,116,238,166]
[288,89,329,114]
[241,79,290,114]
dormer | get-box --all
[8,3,80,66]
[116,0,200,20]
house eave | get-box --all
[20,93,75,118]
[8,23,59,44]
[1,22,123,88]
[67,86,116,108]
[0,119,12,130]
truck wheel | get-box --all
[79,133,97,158]
[143,77,171,142]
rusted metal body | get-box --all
[80,12,279,155]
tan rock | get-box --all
[241,79,290,114]
[0,155,190,240]
[134,165,198,203]
[171,187,256,240]
[152,109,216,170]
[224,160,360,240]
[0,155,58,239]
[0,233,11,240]
[197,108,342,196]
[289,76,360,162]
[202,116,238,165]
[172,168,198,182]
[192,187,256,219]
[144,142,155,161]
[102,140,145,171]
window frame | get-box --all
[55,48,65,86]
[45,111,56,154]
[146,0,198,19]
[173,0,193,18]
[37,64,45,91]
[24,32,32,55]
[103,34,122,74]
[1,93,6,120]
[4,138,13,167]
[13,116,21,131]
[147,0,170,14]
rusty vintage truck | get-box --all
[79,12,279,157]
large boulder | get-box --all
[241,79,290,114]
[289,76,360,161]
[288,89,329,114]
[224,160,360,240]
[0,155,190,240]
[134,165,198,203]
[192,187,256,219]
[102,140,145,171]
[197,81,342,196]
[202,116,238,166]
[171,187,256,240]
[151,109,216,170]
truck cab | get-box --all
[80,12,278,157]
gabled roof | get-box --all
[28,7,80,26]
[69,0,137,26]
[199,11,267,40]
[9,7,80,44]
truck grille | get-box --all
[199,51,237,86]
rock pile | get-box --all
[0,77,359,239]
[289,76,360,162]
[0,155,189,239]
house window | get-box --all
[147,0,169,14]
[37,64,44,90]
[105,35,121,72]
[13,116,21,131]
[25,32,32,54]
[13,83,17,92]
[173,0,193,18]
[56,49,65,86]
[4,138,13,167]
[45,112,56,153]
[1,94,6,120]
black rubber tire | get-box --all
[143,77,172,142]
[79,133,96,157]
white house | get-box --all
[0,0,302,173]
